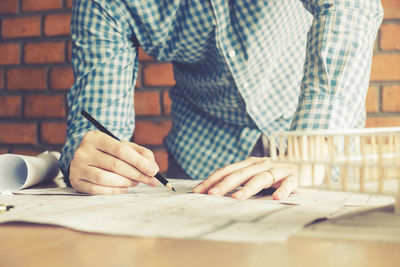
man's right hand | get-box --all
[69,130,160,194]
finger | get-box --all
[267,164,298,186]
[272,176,298,200]
[80,165,140,187]
[71,179,129,195]
[231,164,297,199]
[90,150,159,187]
[85,130,159,176]
[193,157,264,193]
[232,171,274,200]
[125,142,155,160]
[206,160,275,196]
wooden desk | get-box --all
[0,221,399,267]
[1,180,399,266]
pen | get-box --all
[0,204,14,213]
[81,110,176,191]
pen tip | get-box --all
[166,183,176,192]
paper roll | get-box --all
[0,151,61,192]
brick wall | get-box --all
[367,0,400,128]
[0,0,399,172]
[0,0,72,158]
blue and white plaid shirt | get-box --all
[60,0,383,181]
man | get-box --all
[59,0,383,199]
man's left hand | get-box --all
[192,157,298,200]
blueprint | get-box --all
[0,179,394,243]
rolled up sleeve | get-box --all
[291,0,384,130]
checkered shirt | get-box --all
[59,0,383,181]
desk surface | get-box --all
[0,221,399,267]
[1,180,399,266]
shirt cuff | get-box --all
[290,93,358,131]
[58,135,83,187]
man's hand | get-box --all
[69,130,160,194]
[192,157,299,200]
[193,135,328,200]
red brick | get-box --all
[24,42,65,64]
[0,0,18,14]
[143,63,175,87]
[134,91,161,115]
[382,85,400,112]
[365,86,378,113]
[66,0,73,8]
[134,121,171,145]
[153,149,168,173]
[366,117,400,127]
[380,24,400,51]
[373,38,378,51]
[0,123,36,144]
[11,148,44,156]
[0,44,20,65]
[68,41,72,62]
[0,69,4,89]
[138,47,154,61]
[0,96,21,117]
[163,90,171,115]
[22,0,62,12]
[2,16,41,38]
[135,66,142,88]
[44,13,71,36]
[50,67,74,90]
[41,122,66,144]
[370,54,400,81]
[25,95,65,118]
[382,0,400,19]
[7,68,46,90]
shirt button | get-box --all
[251,105,259,112]
[228,50,236,58]
[283,113,292,119]
[243,82,249,89]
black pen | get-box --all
[81,110,175,192]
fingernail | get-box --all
[209,187,220,195]
[273,192,282,200]
[234,190,243,199]
[192,186,202,193]
[147,163,159,174]
[153,162,159,172]
[151,178,159,186]
[195,183,204,190]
